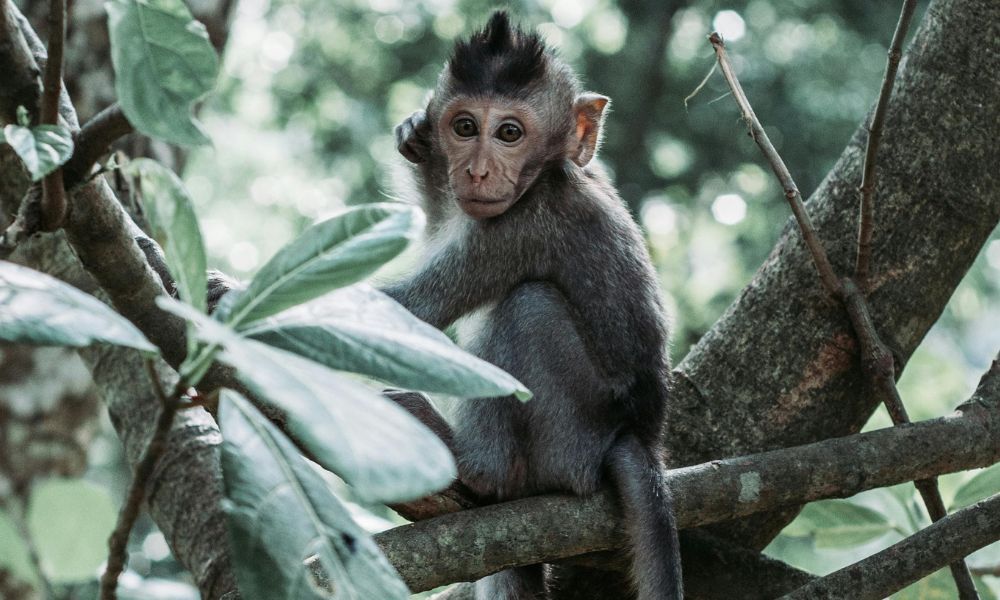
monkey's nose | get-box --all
[466,166,489,184]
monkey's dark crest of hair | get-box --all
[448,11,548,98]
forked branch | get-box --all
[708,21,980,599]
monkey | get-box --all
[385,11,682,600]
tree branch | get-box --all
[38,0,66,230]
[780,492,1000,600]
[683,0,1000,555]
[709,24,979,597]
[99,359,183,600]
[376,378,1000,592]
[708,31,841,297]
[430,531,816,600]
[855,0,919,287]
[64,102,132,187]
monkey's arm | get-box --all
[381,233,531,330]
[381,251,484,330]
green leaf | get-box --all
[219,390,410,600]
[1,124,74,181]
[241,284,531,400]
[792,499,895,548]
[159,297,456,503]
[105,0,218,146]
[952,464,1000,510]
[27,479,117,583]
[0,510,37,586]
[226,203,422,327]
[126,158,207,313]
[0,261,157,353]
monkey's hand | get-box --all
[394,110,431,164]
[136,235,243,315]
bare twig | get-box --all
[64,103,133,187]
[708,32,841,297]
[99,359,183,600]
[709,32,979,599]
[38,0,66,231]
[7,496,55,599]
[780,492,1000,600]
[855,0,920,288]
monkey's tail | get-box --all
[607,434,683,600]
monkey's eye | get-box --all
[452,118,478,138]
[496,123,523,143]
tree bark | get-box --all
[375,375,1000,592]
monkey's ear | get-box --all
[570,93,610,167]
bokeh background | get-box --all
[5,0,1000,598]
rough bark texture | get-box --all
[668,0,1000,548]
[431,532,816,600]
[376,392,1000,592]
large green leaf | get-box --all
[105,0,218,146]
[952,464,1000,510]
[225,203,422,327]
[785,499,896,548]
[219,390,410,600]
[27,478,117,583]
[0,261,157,353]
[241,284,531,400]
[126,158,207,313]
[0,124,73,181]
[160,297,456,503]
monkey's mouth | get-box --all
[460,196,506,204]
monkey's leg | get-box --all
[476,565,546,600]
[607,435,683,600]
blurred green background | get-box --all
[6,0,1000,598]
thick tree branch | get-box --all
[430,531,816,600]
[376,383,1000,592]
[38,0,66,230]
[0,0,40,124]
[780,492,1000,600]
[64,102,133,187]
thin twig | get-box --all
[708,32,842,297]
[7,496,56,599]
[99,359,182,600]
[38,0,66,231]
[780,492,1000,600]
[855,0,919,289]
[710,32,979,600]
[64,103,133,187]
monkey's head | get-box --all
[424,11,609,220]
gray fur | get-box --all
[384,15,682,600]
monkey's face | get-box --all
[437,97,543,220]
